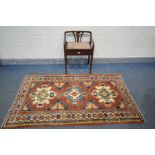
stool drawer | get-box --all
[66,51,92,55]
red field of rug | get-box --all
[2,74,144,128]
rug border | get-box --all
[116,74,145,123]
[2,120,144,129]
[1,75,29,129]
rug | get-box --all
[2,74,144,128]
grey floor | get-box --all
[0,62,155,129]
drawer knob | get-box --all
[78,52,80,54]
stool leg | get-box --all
[64,53,68,74]
[89,54,93,74]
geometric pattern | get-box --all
[1,74,144,128]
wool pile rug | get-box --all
[2,74,144,128]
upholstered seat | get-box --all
[67,42,91,50]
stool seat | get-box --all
[67,42,92,50]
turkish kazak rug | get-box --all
[2,74,144,128]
